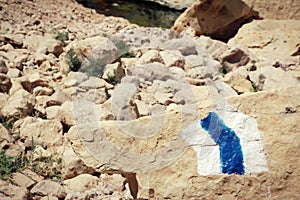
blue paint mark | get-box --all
[200,112,245,175]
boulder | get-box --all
[9,172,36,189]
[1,89,35,118]
[137,49,163,65]
[160,50,185,68]
[13,117,63,148]
[66,81,300,199]
[63,174,99,193]
[0,184,29,200]
[130,63,173,82]
[30,180,66,199]
[243,0,300,20]
[172,0,259,41]
[228,19,300,60]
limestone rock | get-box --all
[146,0,195,10]
[130,63,173,82]
[224,72,254,93]
[0,73,12,93]
[228,19,300,60]
[0,59,8,74]
[0,123,12,150]
[23,34,63,56]
[7,68,21,78]
[20,72,50,93]
[137,49,163,65]
[0,184,29,200]
[13,117,63,149]
[160,50,185,68]
[78,76,106,90]
[31,180,66,199]
[102,62,125,81]
[1,89,35,118]
[63,174,99,193]
[62,144,95,179]
[9,172,36,188]
[249,66,299,91]
[63,71,88,88]
[172,0,259,41]
[134,100,150,117]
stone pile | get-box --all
[0,0,299,199]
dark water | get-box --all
[77,0,183,28]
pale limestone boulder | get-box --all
[0,93,8,111]
[63,174,99,193]
[20,72,50,93]
[62,144,95,179]
[130,63,173,82]
[0,73,12,93]
[224,72,254,94]
[1,89,35,118]
[0,33,23,47]
[0,184,29,200]
[0,123,12,150]
[102,62,125,81]
[63,71,88,88]
[249,66,299,91]
[9,172,36,189]
[134,100,150,117]
[13,117,63,148]
[78,76,106,90]
[30,180,66,199]
[228,20,300,60]
[172,0,258,41]
[160,50,185,68]
[7,68,21,78]
[137,49,163,65]
[23,34,63,56]
[33,86,54,96]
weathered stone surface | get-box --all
[137,49,163,65]
[228,20,300,60]
[78,76,106,90]
[63,174,99,193]
[63,71,88,88]
[66,80,300,199]
[102,62,125,81]
[62,144,95,179]
[172,0,259,41]
[13,117,63,148]
[9,172,36,188]
[0,123,12,150]
[224,72,254,93]
[0,184,29,200]
[243,0,300,20]
[130,63,173,82]
[160,50,185,68]
[1,89,35,118]
[249,66,299,91]
[146,0,195,10]
[31,180,66,199]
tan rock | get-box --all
[102,62,125,81]
[63,174,99,193]
[137,50,163,65]
[0,184,29,200]
[172,0,259,41]
[78,76,106,90]
[31,180,66,199]
[9,172,36,188]
[7,68,21,78]
[160,50,185,68]
[13,117,63,148]
[1,89,35,118]
[0,123,12,150]
[134,100,150,117]
[62,144,95,179]
[224,72,253,93]
[228,19,300,60]
[63,71,88,88]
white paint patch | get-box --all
[181,103,268,175]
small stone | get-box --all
[134,100,150,117]
[9,172,35,188]
[63,174,99,193]
[0,73,12,93]
[31,180,66,199]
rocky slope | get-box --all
[0,0,299,199]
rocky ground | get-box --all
[0,0,299,199]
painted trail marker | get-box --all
[182,104,268,176]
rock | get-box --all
[121,76,140,87]
[0,73,12,93]
[23,34,64,56]
[1,89,35,118]
[0,184,29,200]
[62,144,95,179]
[111,83,138,120]
[134,100,150,117]
[13,117,63,149]
[9,172,36,188]
[78,76,106,90]
[154,91,173,105]
[63,71,88,88]
[224,72,254,94]
[243,0,300,20]
[195,35,229,61]
[137,49,163,65]
[228,20,300,60]
[102,62,125,81]
[160,50,185,68]
[33,86,54,96]
[20,72,50,93]
[163,37,198,56]
[0,33,23,47]
[63,174,99,193]
[220,46,253,72]
[0,93,8,111]
[7,68,21,78]
[31,180,66,199]
[130,63,173,82]
[172,0,259,41]
[249,66,299,91]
